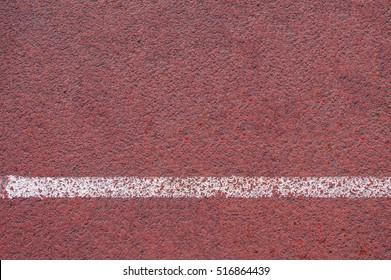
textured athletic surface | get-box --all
[1,0,390,259]
[1,198,390,259]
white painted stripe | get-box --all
[1,175,390,198]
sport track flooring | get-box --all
[1,1,390,259]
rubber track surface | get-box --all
[1,1,390,259]
[1,198,390,259]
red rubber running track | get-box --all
[1,0,390,259]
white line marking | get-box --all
[1,176,390,198]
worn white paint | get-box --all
[1,175,390,198]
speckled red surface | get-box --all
[1,0,390,259]
[1,198,390,259]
